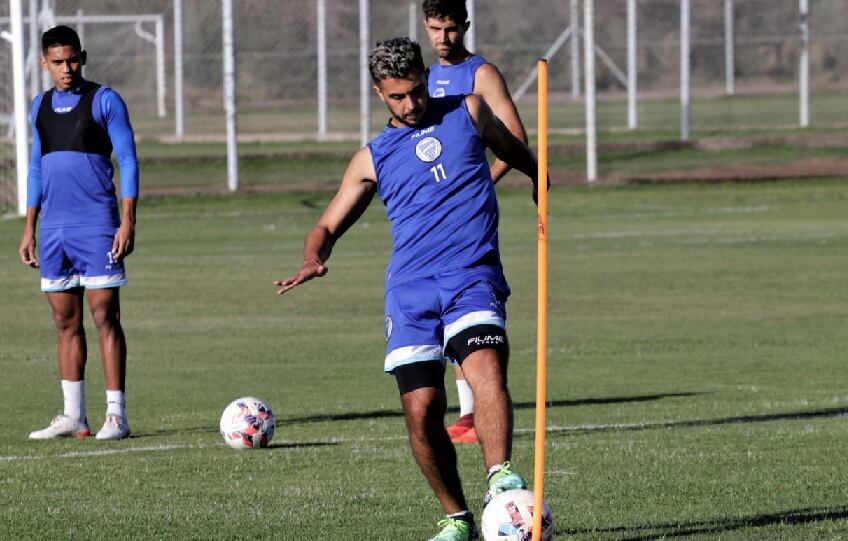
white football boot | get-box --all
[95,414,131,440]
[29,415,91,440]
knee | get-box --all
[52,311,82,334]
[402,391,446,437]
[89,304,120,330]
[463,349,509,389]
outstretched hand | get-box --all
[274,260,329,295]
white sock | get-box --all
[487,463,504,479]
[106,390,126,418]
[456,379,475,417]
[61,379,86,423]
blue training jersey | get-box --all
[368,95,504,291]
[28,80,139,229]
[428,54,488,98]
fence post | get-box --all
[584,0,596,182]
[174,0,184,137]
[222,0,238,191]
[799,0,810,127]
[12,0,29,216]
[627,0,637,130]
[359,0,369,146]
[680,0,690,141]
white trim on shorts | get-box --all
[384,345,445,373]
[41,275,81,292]
[443,310,505,345]
[41,272,127,292]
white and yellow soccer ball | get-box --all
[481,489,554,541]
[219,397,275,449]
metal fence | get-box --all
[2,0,847,207]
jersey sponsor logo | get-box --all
[432,87,446,98]
[436,79,450,85]
[54,106,74,113]
[415,136,442,162]
[411,125,435,139]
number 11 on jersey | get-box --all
[430,163,447,182]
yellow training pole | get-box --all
[532,58,549,541]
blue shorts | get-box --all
[383,264,509,373]
[38,226,127,292]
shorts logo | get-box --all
[467,335,505,347]
[385,316,393,343]
[415,137,442,163]
[432,87,446,98]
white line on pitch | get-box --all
[0,443,199,462]
[58,443,192,458]
[0,423,643,463]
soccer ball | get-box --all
[219,397,275,449]
[481,489,554,541]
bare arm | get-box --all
[18,207,40,268]
[474,63,528,183]
[465,94,542,202]
[112,197,137,261]
[274,147,377,295]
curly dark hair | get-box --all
[422,0,468,23]
[368,37,425,84]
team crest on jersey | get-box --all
[415,136,442,162]
[432,87,446,98]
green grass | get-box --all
[132,138,848,193]
[1,182,848,539]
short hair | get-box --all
[422,0,468,23]
[368,37,425,84]
[42,25,81,54]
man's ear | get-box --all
[462,20,470,32]
[373,84,386,104]
[80,50,87,66]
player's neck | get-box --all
[439,48,472,66]
[55,78,87,94]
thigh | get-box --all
[45,289,85,325]
[64,227,128,289]
[86,286,121,320]
[394,360,446,395]
[440,268,508,344]
[384,277,446,374]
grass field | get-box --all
[1,181,848,540]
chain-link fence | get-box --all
[2,0,847,207]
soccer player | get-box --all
[275,38,541,541]
[18,26,139,441]
[423,0,529,444]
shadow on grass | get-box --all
[132,426,221,437]
[283,392,700,425]
[540,406,848,438]
[511,392,704,411]
[264,440,339,450]
[563,505,848,540]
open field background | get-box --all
[1,180,847,540]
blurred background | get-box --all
[2,0,847,207]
